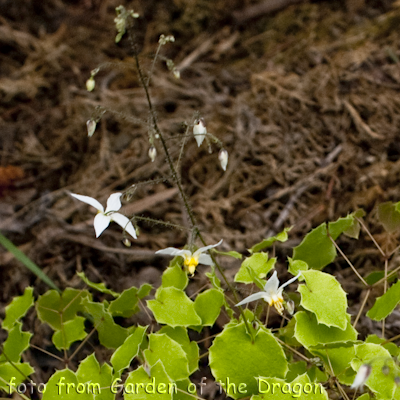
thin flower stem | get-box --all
[30,343,65,363]
[138,298,153,323]
[327,231,368,287]
[372,264,400,287]
[356,217,386,258]
[275,337,311,363]
[0,376,31,400]
[68,319,102,362]
[129,26,254,342]
[353,288,371,329]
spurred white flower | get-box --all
[236,271,301,315]
[156,240,223,275]
[219,149,228,171]
[193,118,207,147]
[70,192,137,239]
[351,364,372,390]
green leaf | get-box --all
[137,283,152,298]
[124,363,173,400]
[209,322,288,399]
[298,270,348,330]
[42,369,94,400]
[162,264,188,290]
[173,379,195,400]
[365,271,396,285]
[285,361,307,382]
[0,321,32,362]
[111,326,147,373]
[206,265,234,319]
[76,354,115,400]
[310,342,357,385]
[356,395,370,400]
[77,271,119,297]
[0,362,35,392]
[52,316,87,350]
[294,312,357,348]
[144,334,189,381]
[234,253,275,284]
[249,227,291,254]
[147,287,201,327]
[352,343,399,399]
[0,232,60,292]
[3,286,34,331]
[287,258,308,276]
[109,287,140,318]
[158,326,199,375]
[83,298,128,349]
[36,288,90,331]
[214,250,243,259]
[293,216,354,271]
[193,289,224,326]
[379,202,400,233]
[366,334,400,357]
[367,280,400,321]
[343,209,365,239]
[252,373,329,400]
[293,224,334,270]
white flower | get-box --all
[351,364,371,390]
[155,240,223,275]
[236,271,300,315]
[70,192,137,239]
[193,118,207,147]
[219,149,228,171]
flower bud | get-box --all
[86,119,96,137]
[123,238,131,247]
[86,77,95,92]
[286,299,295,315]
[193,118,207,147]
[173,69,180,79]
[218,149,228,171]
[148,146,157,162]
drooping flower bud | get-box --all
[86,120,96,137]
[193,118,207,147]
[123,238,132,247]
[86,77,95,92]
[218,149,228,171]
[148,146,157,162]
[286,299,295,315]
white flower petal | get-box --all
[236,292,265,307]
[70,193,104,212]
[194,239,223,256]
[105,193,123,213]
[351,364,371,389]
[94,213,111,237]
[280,272,302,290]
[155,248,191,258]
[111,213,137,239]
[263,271,280,294]
[198,253,213,266]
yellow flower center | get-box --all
[268,293,285,315]
[184,256,199,275]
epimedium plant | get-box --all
[2,6,400,400]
